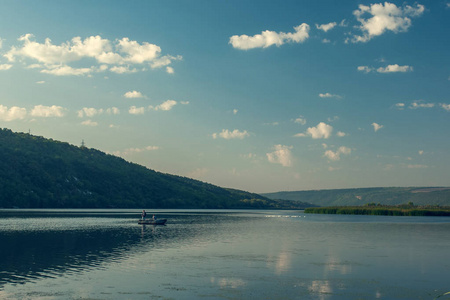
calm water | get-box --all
[0,209,449,300]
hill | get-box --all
[0,128,305,209]
[262,187,450,207]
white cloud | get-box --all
[294,133,307,137]
[295,122,333,139]
[72,35,113,59]
[150,99,177,111]
[129,106,145,115]
[294,116,306,125]
[6,34,87,64]
[77,107,119,118]
[36,80,45,84]
[319,92,342,99]
[116,37,160,64]
[410,101,434,109]
[396,101,449,110]
[233,109,238,115]
[27,64,44,69]
[77,107,102,118]
[81,120,98,126]
[316,22,337,32]
[441,103,450,111]
[372,122,383,132]
[358,64,413,73]
[324,146,351,161]
[357,66,373,73]
[328,116,339,122]
[212,129,249,140]
[30,105,65,117]
[324,150,340,161]
[337,131,346,137]
[110,66,138,74]
[166,66,174,74]
[418,150,424,155]
[0,64,12,70]
[322,39,331,43]
[395,103,405,109]
[127,100,180,114]
[106,107,120,115]
[352,2,425,43]
[377,64,413,73]
[96,52,123,65]
[115,146,160,156]
[144,146,160,151]
[229,23,310,50]
[339,146,351,155]
[41,65,93,76]
[150,54,182,69]
[0,105,27,121]
[4,34,181,76]
[98,65,109,72]
[267,145,293,167]
[124,90,144,98]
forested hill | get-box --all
[0,128,304,209]
[262,187,450,207]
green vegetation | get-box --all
[0,128,305,209]
[262,187,450,207]
[305,203,450,216]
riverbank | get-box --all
[304,205,450,216]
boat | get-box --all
[138,218,167,225]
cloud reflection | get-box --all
[309,280,333,299]
[274,251,292,275]
[210,277,247,289]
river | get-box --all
[0,209,449,299]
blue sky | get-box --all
[0,0,448,193]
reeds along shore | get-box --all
[304,205,450,216]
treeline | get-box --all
[0,128,305,209]
[304,203,450,217]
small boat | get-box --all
[138,218,167,225]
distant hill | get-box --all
[0,128,306,209]
[262,187,450,207]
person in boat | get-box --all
[141,210,147,220]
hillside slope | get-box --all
[0,128,302,209]
[262,187,450,207]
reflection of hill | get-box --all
[0,226,144,286]
[0,210,246,287]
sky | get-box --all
[0,0,448,193]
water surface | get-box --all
[0,209,449,299]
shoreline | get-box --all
[304,205,450,216]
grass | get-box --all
[304,204,450,217]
